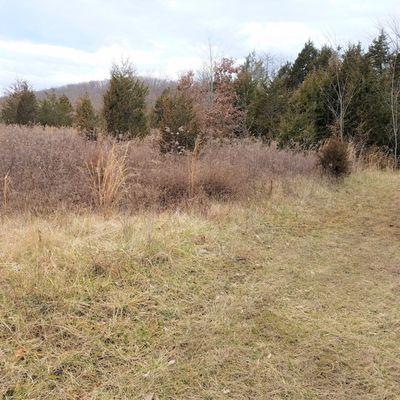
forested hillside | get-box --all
[34,77,175,110]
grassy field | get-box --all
[1,170,399,399]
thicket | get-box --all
[0,125,317,213]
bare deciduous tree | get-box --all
[387,18,400,166]
[321,52,359,141]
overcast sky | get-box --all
[0,0,399,92]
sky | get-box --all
[0,0,399,92]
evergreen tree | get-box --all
[367,29,390,74]
[75,94,98,140]
[153,75,199,153]
[103,61,149,139]
[286,41,319,89]
[38,92,73,127]
[279,69,333,147]
[234,66,257,114]
[235,53,295,140]
[277,41,392,150]
[247,77,290,140]
[348,50,391,147]
[152,88,170,128]
[234,52,272,134]
[57,95,73,127]
[1,80,37,125]
[315,45,334,70]
[276,62,292,81]
[38,92,59,126]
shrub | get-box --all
[319,137,350,177]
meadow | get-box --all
[0,125,399,399]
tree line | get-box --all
[1,27,399,165]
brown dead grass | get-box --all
[0,170,399,399]
[85,143,130,211]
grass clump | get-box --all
[85,143,129,211]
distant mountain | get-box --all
[35,77,176,111]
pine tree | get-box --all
[315,45,334,70]
[75,94,98,140]
[1,80,37,125]
[348,50,391,147]
[234,52,292,140]
[279,69,333,147]
[57,95,73,127]
[234,52,271,134]
[367,29,390,75]
[38,92,73,127]
[103,61,149,139]
[152,88,170,128]
[38,92,59,126]
[247,77,290,140]
[286,41,319,89]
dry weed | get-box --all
[0,124,318,213]
[85,143,130,211]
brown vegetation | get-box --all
[0,170,399,399]
[0,124,317,213]
[319,137,350,178]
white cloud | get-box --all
[0,37,204,91]
[238,21,325,54]
[1,0,398,91]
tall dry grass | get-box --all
[85,143,130,211]
[347,141,395,171]
[0,124,318,213]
